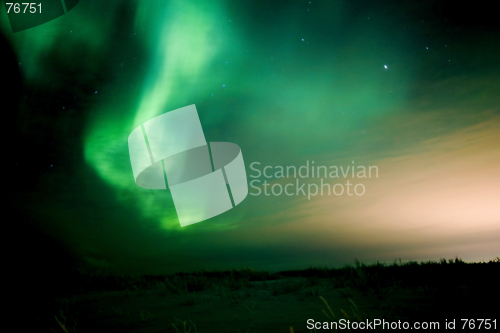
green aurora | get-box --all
[3,0,499,275]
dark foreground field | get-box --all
[14,258,500,332]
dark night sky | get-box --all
[2,0,499,278]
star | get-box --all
[384,65,388,69]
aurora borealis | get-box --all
[3,0,499,276]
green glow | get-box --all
[6,0,498,274]
[82,0,414,230]
[6,0,413,231]
[84,0,228,229]
[132,0,225,127]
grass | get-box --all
[289,296,365,333]
[110,306,130,317]
[172,318,200,333]
[139,310,154,322]
[48,298,78,333]
[270,279,306,296]
[240,301,259,332]
[40,257,498,332]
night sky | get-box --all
[2,0,499,277]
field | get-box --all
[16,258,500,332]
